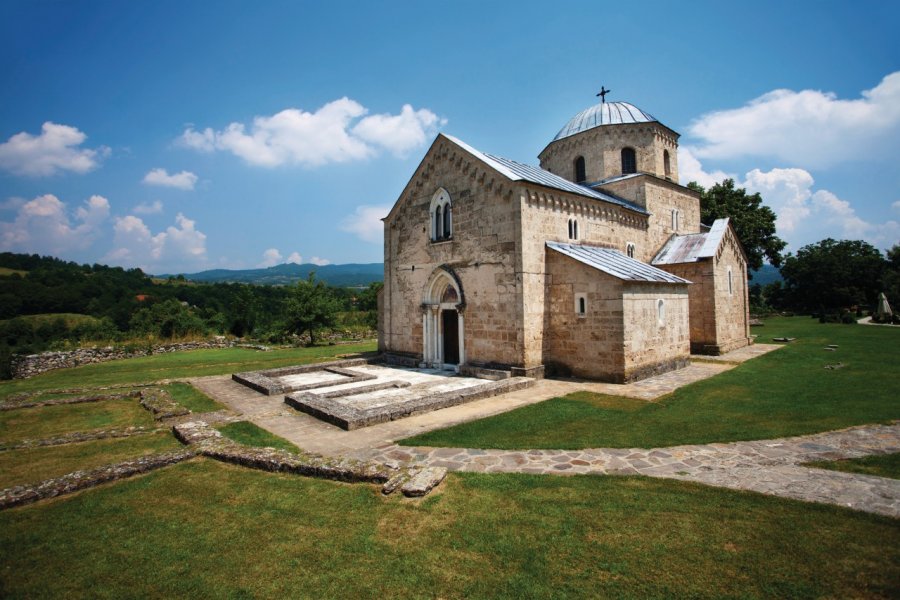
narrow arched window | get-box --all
[621,147,636,174]
[663,150,671,178]
[671,209,679,232]
[657,299,666,325]
[443,203,452,239]
[574,156,586,183]
[568,218,578,240]
[727,267,734,296]
[434,205,443,241]
[626,243,635,258]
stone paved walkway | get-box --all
[366,423,900,517]
[189,345,900,518]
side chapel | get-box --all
[378,97,751,383]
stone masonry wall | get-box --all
[543,250,625,380]
[10,340,233,379]
[381,136,523,367]
[622,282,691,379]
[712,231,751,353]
[598,177,702,261]
[538,122,680,184]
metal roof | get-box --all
[553,101,657,141]
[652,218,730,265]
[547,242,691,284]
[443,134,648,215]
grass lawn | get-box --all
[402,317,900,449]
[0,460,897,599]
[216,421,302,454]
[0,341,376,399]
[165,382,225,413]
[0,431,181,489]
[806,453,900,480]
[0,398,155,445]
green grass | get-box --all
[0,431,181,489]
[0,342,376,399]
[402,317,900,449]
[0,266,27,277]
[164,382,225,413]
[806,453,900,480]
[216,421,302,454]
[0,398,155,445]
[0,460,896,599]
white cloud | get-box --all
[133,200,163,215]
[677,147,734,189]
[892,200,900,213]
[179,98,443,168]
[142,168,198,190]
[0,122,108,176]
[353,104,445,156]
[340,204,388,244]
[258,248,283,268]
[0,197,26,211]
[0,194,109,255]
[286,252,303,264]
[742,167,899,250]
[106,212,207,272]
[309,256,331,266]
[688,72,900,168]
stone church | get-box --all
[378,98,750,383]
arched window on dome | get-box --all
[621,147,637,175]
[663,150,671,179]
[430,188,452,242]
[574,156,586,183]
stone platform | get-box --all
[233,362,535,430]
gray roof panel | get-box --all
[443,134,649,215]
[553,101,658,141]
[651,218,731,265]
[547,242,691,284]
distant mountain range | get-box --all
[750,264,783,286]
[160,261,781,288]
[159,262,384,287]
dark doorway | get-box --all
[442,310,459,365]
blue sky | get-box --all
[1,0,898,273]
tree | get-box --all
[688,179,786,271]
[882,244,900,313]
[283,273,340,344]
[780,238,885,313]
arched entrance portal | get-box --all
[422,267,465,371]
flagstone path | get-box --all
[190,344,900,518]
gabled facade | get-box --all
[379,100,751,383]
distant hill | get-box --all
[159,262,385,287]
[749,264,783,286]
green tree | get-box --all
[780,239,885,313]
[283,273,340,344]
[688,179,786,271]
[129,299,207,339]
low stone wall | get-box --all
[173,420,446,497]
[0,426,158,451]
[0,449,197,510]
[10,340,235,380]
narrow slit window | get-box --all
[575,293,587,316]
[621,147,636,174]
[574,156,586,183]
[728,267,734,296]
[663,149,671,178]
[657,299,666,325]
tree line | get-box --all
[0,252,382,377]
[691,181,899,322]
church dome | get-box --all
[552,101,657,141]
